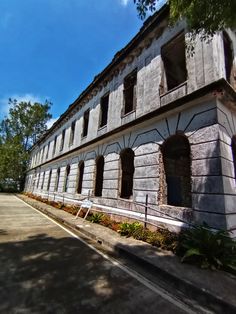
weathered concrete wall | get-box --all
[25,97,232,232]
[28,26,235,171]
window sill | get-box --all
[97,125,107,136]
[160,81,187,107]
[121,109,135,118]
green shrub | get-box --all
[179,224,236,271]
[119,222,142,237]
[88,213,104,223]
[132,226,151,241]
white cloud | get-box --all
[119,0,131,6]
[0,93,47,119]
[46,117,58,129]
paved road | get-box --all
[0,194,194,314]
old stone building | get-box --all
[25,5,236,236]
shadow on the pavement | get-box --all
[0,233,175,314]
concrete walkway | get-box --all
[17,194,236,314]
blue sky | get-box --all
[0,0,163,126]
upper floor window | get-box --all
[46,142,50,160]
[52,136,57,156]
[223,31,234,85]
[99,93,109,128]
[60,129,65,151]
[82,109,90,137]
[123,69,137,115]
[161,32,187,92]
[41,147,45,163]
[69,120,76,146]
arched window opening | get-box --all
[223,31,234,84]
[47,169,52,191]
[55,168,60,191]
[162,135,191,207]
[64,165,70,192]
[41,172,45,190]
[37,173,40,189]
[95,156,104,197]
[231,136,236,181]
[120,148,134,199]
[77,161,84,194]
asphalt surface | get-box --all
[0,193,195,314]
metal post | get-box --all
[88,190,90,200]
[62,194,64,205]
[144,194,148,229]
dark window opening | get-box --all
[37,173,40,189]
[120,148,134,198]
[82,110,90,137]
[100,94,109,128]
[55,168,60,191]
[161,32,187,91]
[41,172,45,190]
[162,135,191,207]
[60,130,65,151]
[47,169,52,191]
[53,136,57,156]
[69,120,76,145]
[77,161,84,194]
[232,136,236,181]
[95,156,104,197]
[123,70,137,115]
[41,147,45,163]
[223,31,234,84]
[64,165,70,192]
[46,142,50,159]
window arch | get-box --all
[55,168,60,191]
[64,165,70,192]
[162,135,191,207]
[231,136,236,180]
[77,161,84,194]
[94,156,104,196]
[120,148,134,199]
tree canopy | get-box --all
[134,1,236,40]
[0,99,52,191]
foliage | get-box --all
[179,224,236,271]
[134,1,236,41]
[0,99,52,191]
[118,222,143,237]
[88,213,104,223]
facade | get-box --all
[25,5,236,236]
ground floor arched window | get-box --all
[55,168,60,191]
[77,161,84,194]
[47,169,52,191]
[94,156,104,196]
[232,136,236,181]
[64,165,70,192]
[120,148,134,199]
[162,135,191,207]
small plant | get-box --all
[118,222,142,237]
[132,225,150,241]
[88,213,104,223]
[179,223,236,271]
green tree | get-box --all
[134,1,236,40]
[0,99,52,191]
